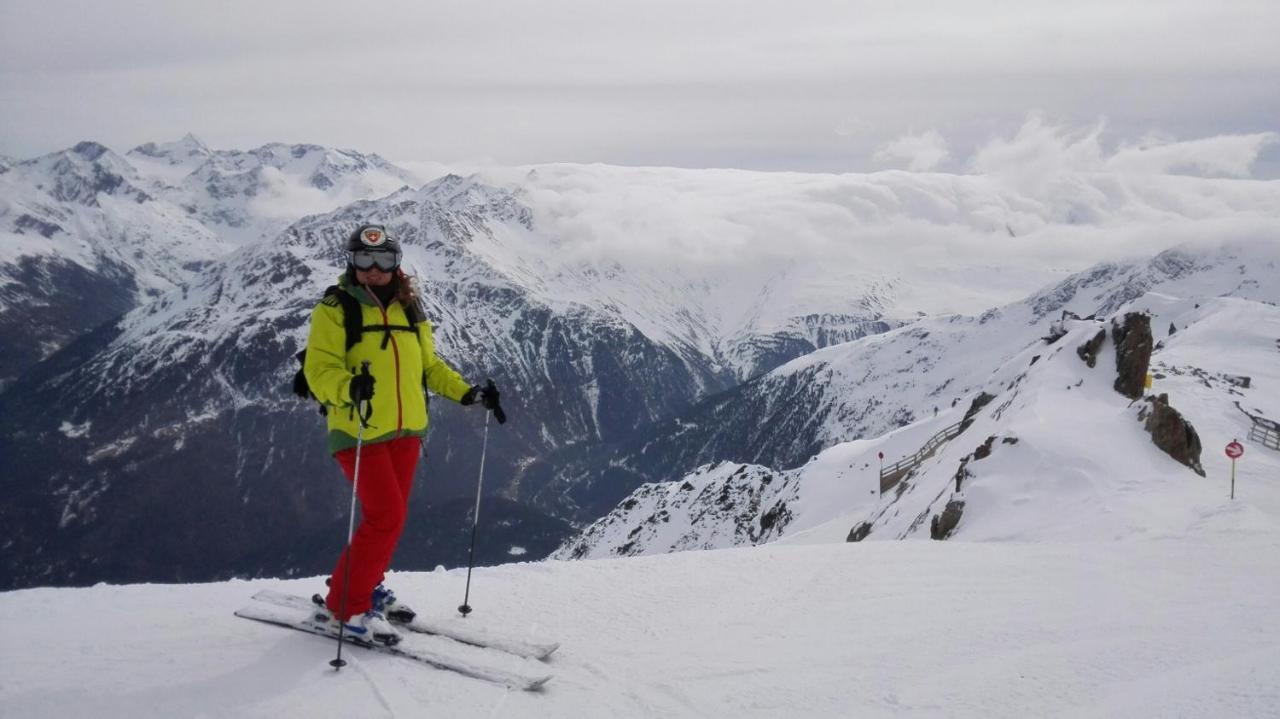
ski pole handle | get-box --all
[356,361,373,426]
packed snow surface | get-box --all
[3,536,1278,718]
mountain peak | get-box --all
[179,132,209,150]
[128,135,214,163]
[71,141,110,161]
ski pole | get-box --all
[332,362,373,670]
[458,409,491,617]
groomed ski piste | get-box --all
[5,238,1280,716]
[4,532,1279,716]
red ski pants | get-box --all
[325,436,421,620]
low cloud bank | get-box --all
[448,117,1279,321]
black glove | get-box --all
[462,379,506,424]
[479,381,500,411]
[349,367,375,404]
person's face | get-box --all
[355,267,393,286]
[350,247,398,286]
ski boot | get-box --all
[372,583,417,624]
[311,600,401,647]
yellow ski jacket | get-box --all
[303,277,473,454]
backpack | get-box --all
[291,285,426,414]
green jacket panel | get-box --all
[303,280,473,454]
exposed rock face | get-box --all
[930,499,965,540]
[1139,394,1206,476]
[960,392,995,431]
[972,435,997,461]
[1112,312,1153,399]
[846,521,873,542]
[1077,328,1106,368]
[952,435,998,491]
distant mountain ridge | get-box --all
[127,135,417,245]
[3,138,1279,590]
[0,172,895,588]
[0,138,422,387]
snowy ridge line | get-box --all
[250,589,560,660]
[233,601,552,691]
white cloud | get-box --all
[1108,132,1279,177]
[968,114,1105,188]
[245,165,409,222]
[245,167,333,222]
[476,121,1280,300]
[872,130,950,171]
[971,115,1278,182]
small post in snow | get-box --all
[877,451,884,497]
[1225,440,1244,500]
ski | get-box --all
[234,602,552,691]
[251,589,560,660]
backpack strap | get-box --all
[368,323,417,349]
[326,284,425,351]
[324,286,364,351]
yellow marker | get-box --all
[1144,373,1153,389]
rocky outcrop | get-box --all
[1112,312,1152,399]
[952,435,998,491]
[1076,328,1106,368]
[972,435,997,461]
[846,521,873,542]
[930,499,965,540]
[960,393,995,432]
[1138,394,1206,476]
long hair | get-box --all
[393,269,417,309]
[345,266,418,316]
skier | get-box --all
[303,223,501,646]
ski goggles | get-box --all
[350,248,401,272]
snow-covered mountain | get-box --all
[128,135,420,245]
[554,238,1280,559]
[5,279,1279,715]
[0,141,232,387]
[0,137,424,388]
[535,238,1280,523]
[5,133,1280,716]
[0,169,912,589]
[5,140,1280,590]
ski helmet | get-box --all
[346,224,400,253]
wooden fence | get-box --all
[1249,416,1280,451]
[880,420,964,493]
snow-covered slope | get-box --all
[3,537,1278,718]
[556,239,1280,559]
[542,238,1280,525]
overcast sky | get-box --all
[2,1,1278,175]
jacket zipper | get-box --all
[380,304,404,433]
[367,286,404,434]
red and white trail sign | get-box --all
[1225,441,1244,459]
